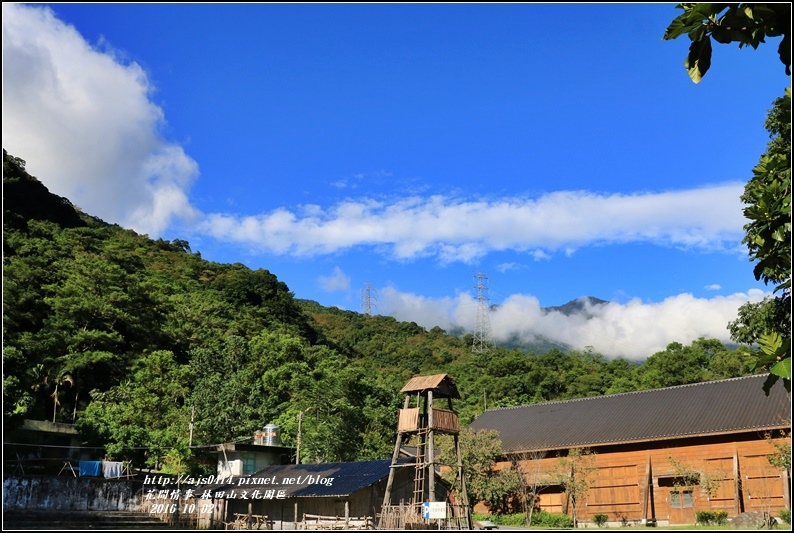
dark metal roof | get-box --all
[199,458,412,499]
[468,375,791,453]
[400,374,460,399]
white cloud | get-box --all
[379,287,465,331]
[381,287,770,361]
[705,284,722,291]
[0,4,751,268]
[496,262,522,273]
[200,185,747,262]
[2,3,199,236]
[317,266,351,292]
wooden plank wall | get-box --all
[506,434,790,525]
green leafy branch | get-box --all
[663,3,791,82]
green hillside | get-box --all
[2,149,762,473]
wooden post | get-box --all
[455,433,472,530]
[345,500,350,527]
[427,389,435,502]
[382,395,411,508]
[733,447,742,515]
[642,454,652,524]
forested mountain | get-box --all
[2,150,762,473]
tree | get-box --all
[765,428,791,473]
[667,455,724,519]
[511,450,547,526]
[736,89,791,394]
[637,341,709,389]
[439,428,521,513]
[663,3,791,83]
[77,350,190,469]
[664,5,792,394]
[549,448,597,527]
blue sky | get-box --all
[3,3,789,359]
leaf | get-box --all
[772,225,789,241]
[779,34,791,76]
[711,27,733,44]
[664,14,696,41]
[758,332,785,357]
[685,37,712,83]
[751,352,779,371]
[770,357,791,380]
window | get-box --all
[670,490,694,508]
[242,453,256,475]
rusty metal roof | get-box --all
[468,375,791,453]
[400,373,460,398]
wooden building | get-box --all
[468,375,791,526]
[192,458,439,529]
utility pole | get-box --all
[360,282,379,316]
[472,272,493,353]
[296,410,302,464]
[189,405,195,447]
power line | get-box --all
[3,433,253,452]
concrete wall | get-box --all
[3,476,143,511]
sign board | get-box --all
[422,501,447,519]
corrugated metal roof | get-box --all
[468,375,791,453]
[400,374,460,398]
[200,459,412,498]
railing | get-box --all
[397,408,459,433]
[297,513,373,530]
[432,408,459,433]
[377,503,470,530]
[398,408,420,432]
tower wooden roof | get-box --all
[400,373,460,399]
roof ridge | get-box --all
[481,374,766,413]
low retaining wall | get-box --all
[3,476,144,511]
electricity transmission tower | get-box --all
[361,282,380,316]
[472,272,493,353]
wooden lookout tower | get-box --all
[379,374,472,530]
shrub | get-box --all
[473,510,575,528]
[695,511,713,525]
[696,511,728,525]
[593,514,608,527]
[471,513,527,527]
[492,514,529,527]
[780,509,791,525]
[531,510,574,528]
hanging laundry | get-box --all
[102,461,124,478]
[79,460,101,477]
